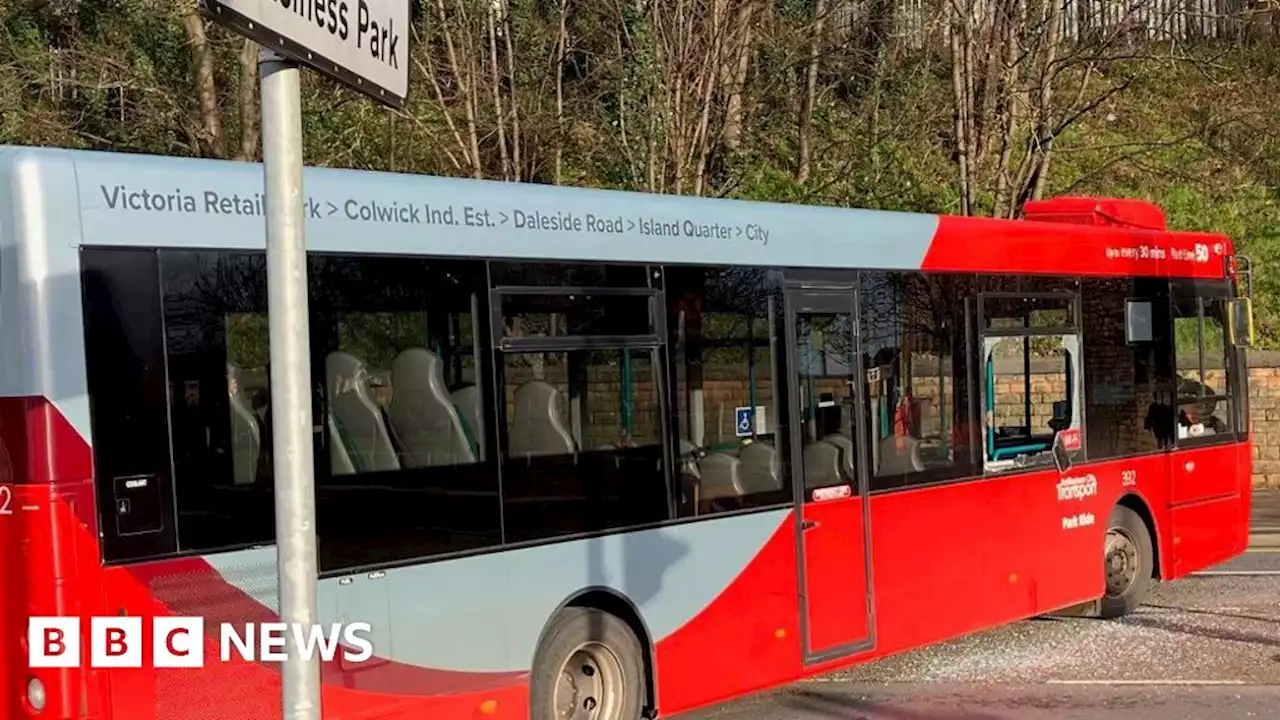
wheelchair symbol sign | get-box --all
[735,407,755,437]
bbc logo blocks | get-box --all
[28,616,205,668]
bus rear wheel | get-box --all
[1098,504,1154,619]
[531,606,647,720]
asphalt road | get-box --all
[677,548,1280,719]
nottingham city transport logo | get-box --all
[28,617,373,668]
[1055,473,1098,502]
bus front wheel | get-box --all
[1099,504,1154,619]
[531,606,647,720]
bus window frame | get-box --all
[1170,278,1243,451]
[975,288,1086,475]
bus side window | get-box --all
[664,265,790,518]
[496,275,671,543]
[1171,283,1236,442]
[308,255,502,573]
[859,271,973,490]
[160,250,276,555]
[1079,278,1174,459]
[977,280,1084,474]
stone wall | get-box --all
[369,350,1280,489]
[1246,351,1280,488]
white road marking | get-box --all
[1045,679,1247,686]
[1191,570,1280,576]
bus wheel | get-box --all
[1099,504,1154,619]
[531,606,646,720]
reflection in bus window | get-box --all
[665,266,789,517]
[308,254,502,572]
[859,272,972,490]
[1080,278,1175,457]
[161,250,275,553]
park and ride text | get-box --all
[28,617,374,668]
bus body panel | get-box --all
[5,399,1251,720]
[0,145,1253,720]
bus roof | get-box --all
[0,145,1232,279]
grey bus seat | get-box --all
[803,440,844,489]
[387,348,476,467]
[878,435,926,474]
[326,351,401,473]
[227,363,261,486]
[328,410,356,476]
[823,434,857,482]
[699,452,743,499]
[677,438,702,479]
[508,381,576,458]
[451,385,484,455]
[739,441,780,494]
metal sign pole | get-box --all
[259,47,321,720]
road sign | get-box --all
[199,0,410,108]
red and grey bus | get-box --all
[0,146,1254,720]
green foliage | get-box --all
[2,6,1279,344]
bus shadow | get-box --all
[1143,603,1280,626]
[780,687,1010,720]
[1118,612,1280,648]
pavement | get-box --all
[1251,487,1280,548]
[679,488,1280,719]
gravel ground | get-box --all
[830,570,1280,684]
[677,549,1280,719]
[686,684,1280,720]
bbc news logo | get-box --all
[28,617,374,668]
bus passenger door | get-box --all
[785,287,875,662]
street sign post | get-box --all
[197,2,409,718]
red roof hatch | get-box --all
[1021,196,1167,231]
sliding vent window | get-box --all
[500,292,654,339]
[495,263,669,543]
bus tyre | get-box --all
[531,606,647,720]
[1099,504,1154,619]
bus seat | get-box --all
[678,438,702,479]
[877,435,926,474]
[387,348,476,467]
[227,363,261,486]
[325,351,401,473]
[508,381,576,458]
[739,441,780,494]
[451,385,484,454]
[803,440,844,489]
[823,434,857,482]
[328,410,357,476]
[699,452,743,498]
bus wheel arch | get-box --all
[1116,493,1162,581]
[1099,497,1157,619]
[530,588,657,720]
